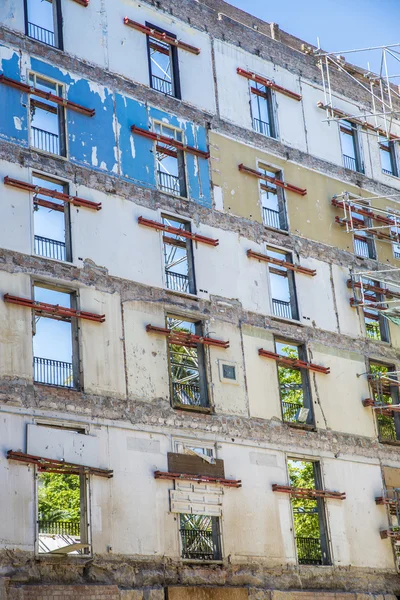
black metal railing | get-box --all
[377,414,397,443]
[354,237,370,258]
[172,381,201,406]
[157,170,181,196]
[152,74,173,96]
[272,298,292,319]
[383,168,394,176]
[343,154,359,171]
[34,357,74,388]
[32,126,60,155]
[395,248,400,260]
[34,235,66,261]
[180,528,220,560]
[295,536,323,565]
[282,401,304,423]
[253,117,271,137]
[263,207,281,229]
[28,22,56,47]
[166,270,190,293]
[38,521,80,536]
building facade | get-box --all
[1,1,400,599]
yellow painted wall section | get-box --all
[168,588,248,600]
[210,132,400,265]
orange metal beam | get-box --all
[237,68,302,101]
[247,249,316,276]
[272,484,345,500]
[154,470,241,487]
[131,125,209,159]
[7,450,113,478]
[138,216,219,246]
[4,294,105,323]
[124,18,200,55]
[238,163,307,196]
[331,197,396,226]
[258,349,330,374]
[72,0,89,5]
[146,324,229,349]
[0,75,95,117]
[318,102,400,141]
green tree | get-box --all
[38,473,80,522]
[278,345,305,422]
[288,460,320,539]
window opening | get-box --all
[380,137,398,177]
[25,0,62,48]
[250,82,275,138]
[33,284,79,389]
[352,276,390,341]
[175,439,215,461]
[369,362,400,444]
[37,470,89,554]
[276,341,314,426]
[259,166,287,230]
[267,247,299,320]
[179,514,221,561]
[162,215,196,294]
[288,459,331,566]
[146,22,181,98]
[167,316,208,409]
[352,210,376,259]
[32,174,71,262]
[340,120,363,172]
[29,73,66,157]
[154,123,186,197]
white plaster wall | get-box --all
[105,0,216,114]
[332,264,363,338]
[79,288,126,397]
[0,161,32,256]
[0,272,33,380]
[295,257,338,333]
[123,301,170,401]
[208,321,247,416]
[310,344,374,437]
[214,39,306,152]
[243,327,281,421]
[0,0,25,33]
[323,458,394,569]
[62,0,108,69]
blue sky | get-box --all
[229,0,400,75]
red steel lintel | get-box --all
[237,68,302,101]
[146,324,229,348]
[335,216,398,242]
[154,470,241,487]
[318,102,400,141]
[4,294,105,323]
[0,74,95,117]
[72,0,89,5]
[7,450,113,477]
[131,125,209,159]
[247,249,316,276]
[238,163,307,196]
[138,216,219,246]
[346,279,400,300]
[4,176,101,211]
[123,18,200,55]
[258,349,330,374]
[272,484,346,500]
[331,198,395,226]
[380,529,400,540]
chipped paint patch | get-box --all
[92,146,98,167]
[130,135,136,159]
[13,117,22,131]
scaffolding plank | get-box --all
[238,163,307,196]
[247,249,316,276]
[0,75,95,117]
[3,294,105,323]
[138,217,219,246]
[258,349,330,374]
[124,18,201,55]
[131,125,209,159]
[237,68,302,101]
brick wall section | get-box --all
[8,585,119,600]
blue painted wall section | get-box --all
[0,44,211,208]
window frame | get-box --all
[369,361,400,443]
[380,137,398,177]
[250,81,277,139]
[266,246,300,322]
[32,281,81,390]
[146,22,181,100]
[161,213,196,295]
[166,314,210,411]
[361,278,390,343]
[275,338,314,428]
[153,121,187,198]
[179,513,222,562]
[28,71,67,158]
[258,163,288,231]
[32,172,72,263]
[339,120,363,173]
[24,0,63,50]
[173,438,216,458]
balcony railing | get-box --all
[272,298,292,320]
[377,414,397,443]
[34,235,66,262]
[28,22,56,47]
[172,381,202,407]
[38,521,80,536]
[394,246,400,260]
[354,237,371,258]
[253,117,271,137]
[34,357,74,388]
[180,528,221,561]
[296,536,323,565]
[263,207,282,229]
[32,126,60,155]
[282,401,304,423]
[166,270,190,293]
[343,154,361,172]
[383,168,394,176]
[151,74,173,96]
[157,170,181,196]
